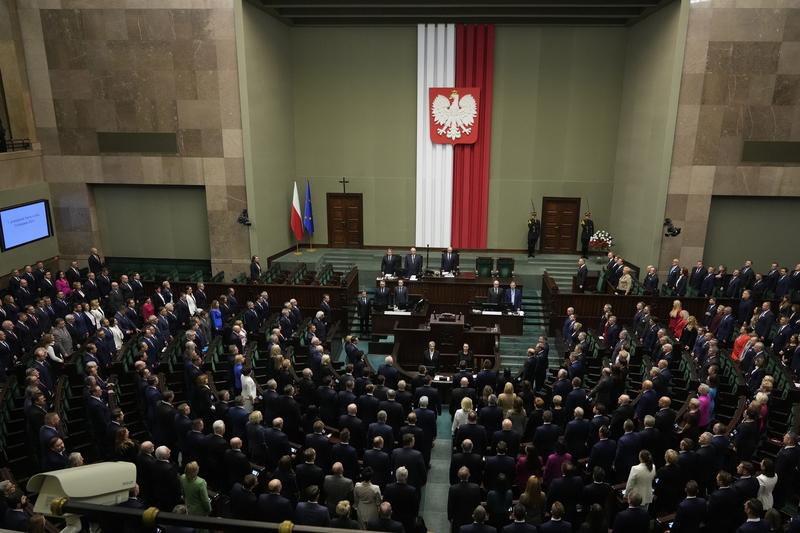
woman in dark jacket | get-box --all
[246,411,268,467]
[653,449,683,515]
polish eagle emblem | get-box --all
[431,89,479,143]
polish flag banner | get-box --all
[290,181,304,241]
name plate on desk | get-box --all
[384,310,411,316]
[434,375,451,382]
[482,311,502,316]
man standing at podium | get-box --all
[404,248,423,278]
[393,280,409,310]
[441,247,459,273]
[356,290,371,335]
[424,341,440,371]
[504,281,522,312]
[381,248,398,277]
[374,280,391,310]
[487,280,504,304]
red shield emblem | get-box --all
[429,87,480,144]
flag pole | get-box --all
[294,239,302,256]
[308,233,315,253]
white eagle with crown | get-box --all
[431,89,477,141]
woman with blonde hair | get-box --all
[680,315,699,354]
[669,300,683,337]
[180,461,211,516]
[498,382,517,413]
[89,299,105,325]
[518,475,546,525]
[673,309,689,339]
[616,266,633,295]
[452,396,473,435]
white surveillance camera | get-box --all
[27,462,136,529]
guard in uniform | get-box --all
[580,211,594,258]
[527,211,540,257]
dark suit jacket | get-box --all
[612,506,650,533]
[364,448,391,487]
[391,446,427,488]
[671,497,707,533]
[384,482,419,531]
[441,252,459,272]
[450,451,484,485]
[487,287,504,304]
[257,493,294,523]
[366,517,405,533]
[295,502,330,527]
[448,481,482,528]
[381,254,399,275]
[404,254,423,277]
[503,288,522,311]
[707,487,740,533]
[539,519,572,533]
[151,460,181,511]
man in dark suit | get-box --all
[588,425,616,481]
[391,433,427,489]
[484,441,516,490]
[737,499,769,533]
[459,506,496,533]
[776,268,791,299]
[540,502,572,533]
[700,267,717,298]
[614,420,640,481]
[374,280,391,309]
[564,407,592,459]
[384,466,419,533]
[296,448,325,493]
[504,281,522,312]
[441,246,459,272]
[381,248,399,277]
[88,248,103,274]
[667,259,681,290]
[774,433,800,510]
[224,438,251,492]
[257,479,294,523]
[671,480,707,533]
[533,410,561,460]
[755,302,775,341]
[642,265,659,295]
[368,411,396,452]
[414,374,442,415]
[295,486,330,527]
[404,247,423,277]
[612,492,650,533]
[576,258,588,292]
[448,466,482,533]
[690,261,705,294]
[708,471,740,533]
[367,502,405,533]
[3,491,30,531]
[393,280,409,309]
[151,446,181,511]
[364,436,391,489]
[504,504,538,533]
[249,256,262,282]
[356,290,371,335]
[738,290,756,324]
[487,280,504,304]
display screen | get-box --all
[0,200,53,251]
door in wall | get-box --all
[327,193,363,248]
[540,197,580,253]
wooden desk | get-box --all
[392,317,499,372]
[374,274,523,305]
[371,305,524,336]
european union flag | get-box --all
[303,180,314,235]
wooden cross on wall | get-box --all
[339,177,350,194]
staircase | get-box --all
[526,255,582,288]
[498,290,553,372]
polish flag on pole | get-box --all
[290,181,304,241]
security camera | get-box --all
[663,218,681,237]
[237,209,252,226]
[28,463,136,532]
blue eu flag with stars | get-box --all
[303,180,314,235]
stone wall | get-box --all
[659,1,800,273]
[15,0,250,275]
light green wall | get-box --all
[291,27,417,246]
[487,27,627,249]
[704,197,799,269]
[93,185,210,259]
[238,1,297,258]
[0,182,59,273]
[609,0,687,269]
